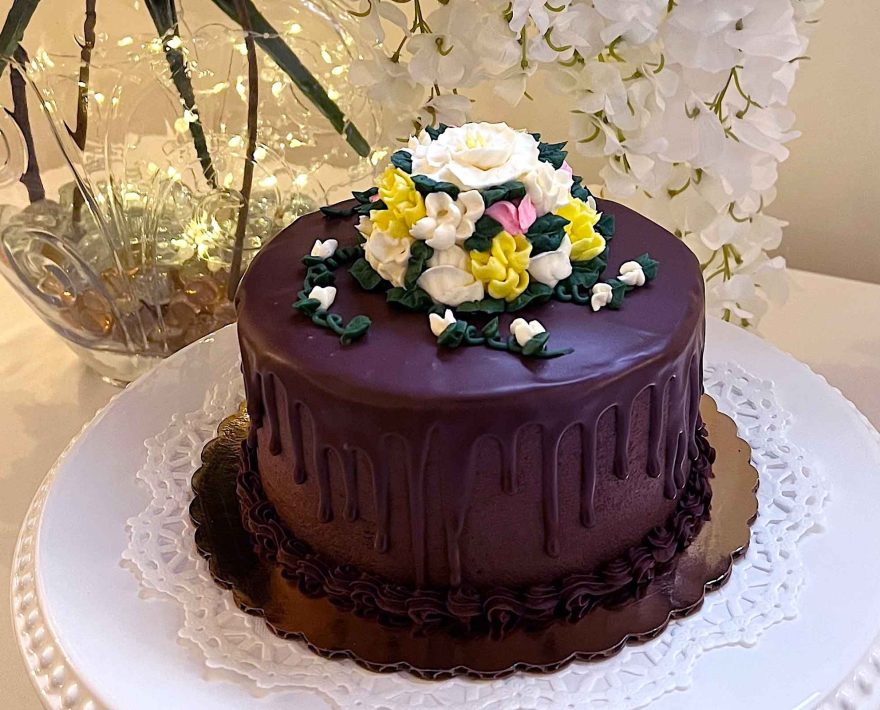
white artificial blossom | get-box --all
[348,0,823,327]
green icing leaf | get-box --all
[595,212,615,238]
[334,246,362,264]
[567,268,602,289]
[303,264,335,290]
[526,213,569,255]
[340,314,372,345]
[480,181,526,208]
[349,257,384,291]
[404,241,434,289]
[507,282,553,312]
[354,199,386,217]
[537,140,568,169]
[425,123,449,140]
[457,297,506,315]
[571,175,592,201]
[302,254,328,268]
[633,253,659,281]
[320,204,355,218]
[481,317,500,339]
[352,187,378,204]
[464,214,503,251]
[411,174,460,200]
[293,293,321,316]
[386,285,434,312]
[521,331,550,357]
[606,278,627,309]
[437,319,468,348]
[390,150,413,173]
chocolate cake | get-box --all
[234,123,711,639]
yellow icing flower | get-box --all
[372,166,426,239]
[469,231,532,301]
[556,198,605,262]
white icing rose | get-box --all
[363,229,412,287]
[418,264,485,306]
[509,317,546,347]
[410,190,485,250]
[310,238,338,259]
[523,160,574,216]
[308,285,336,311]
[527,235,573,287]
[410,122,541,190]
[428,308,456,337]
[619,260,646,287]
[591,282,613,312]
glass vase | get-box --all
[0,2,381,384]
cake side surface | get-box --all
[236,197,706,596]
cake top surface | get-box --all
[237,213,703,409]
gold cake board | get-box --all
[189,395,758,680]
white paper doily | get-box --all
[120,357,827,710]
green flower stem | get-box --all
[227,0,259,301]
[71,0,97,225]
[209,0,370,157]
[0,0,40,79]
[145,0,218,189]
[6,45,44,202]
[294,249,372,344]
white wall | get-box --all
[4,0,879,284]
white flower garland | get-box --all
[348,0,823,326]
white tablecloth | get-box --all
[1,269,879,708]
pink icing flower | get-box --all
[485,196,537,235]
[560,161,573,177]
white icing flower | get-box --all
[509,317,546,347]
[591,282,613,312]
[410,190,485,250]
[308,285,336,311]
[406,129,433,153]
[418,264,485,306]
[428,308,457,337]
[410,122,540,190]
[522,160,574,216]
[419,245,484,306]
[427,244,470,270]
[619,261,646,287]
[363,229,412,288]
[310,238,338,259]
[528,235,573,287]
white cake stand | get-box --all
[11,320,880,710]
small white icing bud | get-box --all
[310,238,338,259]
[509,317,546,347]
[618,261,646,287]
[591,282,613,312]
[308,285,336,311]
[429,309,456,337]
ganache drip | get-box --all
[236,425,714,638]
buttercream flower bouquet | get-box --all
[295,122,658,358]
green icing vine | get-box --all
[436,316,573,359]
[292,246,372,344]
